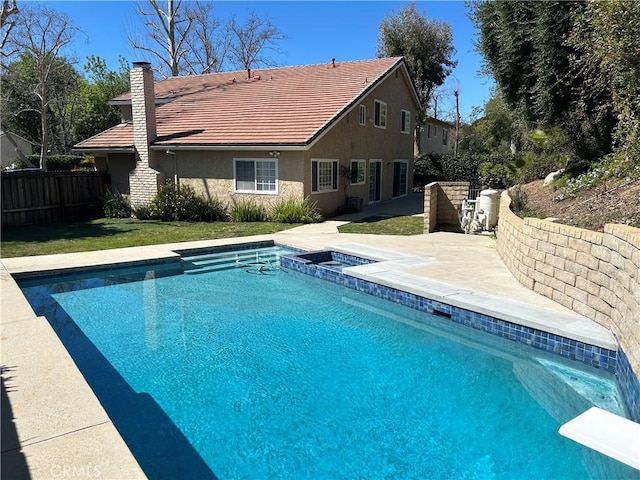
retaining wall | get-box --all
[496,191,640,380]
[423,181,469,233]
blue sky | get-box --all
[48,1,493,121]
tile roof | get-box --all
[75,57,411,150]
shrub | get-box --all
[134,204,153,220]
[19,154,88,171]
[563,153,640,197]
[190,197,229,222]
[518,152,566,184]
[413,153,484,189]
[271,197,323,223]
[230,198,269,222]
[101,190,133,218]
[509,186,547,219]
[144,182,228,221]
[479,162,511,189]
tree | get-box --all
[0,0,18,52]
[75,56,130,141]
[470,0,615,165]
[457,93,514,155]
[130,1,286,77]
[571,1,640,164]
[3,3,79,170]
[377,2,456,114]
[181,1,229,75]
[129,0,195,77]
[227,12,285,77]
[377,2,456,154]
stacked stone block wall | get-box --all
[496,190,640,377]
[423,181,469,233]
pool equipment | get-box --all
[460,189,499,234]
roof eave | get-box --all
[72,147,135,154]
[307,57,419,150]
[149,143,309,152]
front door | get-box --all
[369,160,382,203]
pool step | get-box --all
[181,247,287,275]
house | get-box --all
[419,117,452,155]
[74,57,421,216]
[1,129,36,167]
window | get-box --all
[426,124,432,139]
[374,100,387,128]
[401,110,410,134]
[350,160,366,185]
[442,129,449,146]
[311,159,338,192]
[359,105,366,126]
[234,159,277,193]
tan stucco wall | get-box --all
[496,190,640,376]
[103,153,136,194]
[162,150,305,211]
[419,120,451,155]
[306,69,417,215]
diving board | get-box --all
[559,407,640,470]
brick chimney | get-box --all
[129,61,164,206]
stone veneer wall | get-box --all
[496,190,640,378]
[423,181,469,233]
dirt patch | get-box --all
[517,178,640,232]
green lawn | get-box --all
[0,218,298,258]
[337,215,424,235]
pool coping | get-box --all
[328,243,618,351]
[1,236,279,479]
[0,236,633,477]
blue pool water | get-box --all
[20,248,639,479]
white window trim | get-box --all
[233,158,279,195]
[374,99,387,129]
[350,159,366,186]
[442,128,449,145]
[359,105,366,126]
[401,110,411,134]
[311,158,339,194]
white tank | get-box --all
[478,189,499,230]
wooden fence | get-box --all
[1,170,110,227]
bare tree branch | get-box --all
[227,11,286,77]
[129,0,197,77]
[0,0,18,53]
[182,1,228,74]
[129,2,285,78]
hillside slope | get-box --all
[518,178,640,232]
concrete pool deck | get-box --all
[0,194,621,478]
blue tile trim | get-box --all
[616,347,640,422]
[280,250,640,418]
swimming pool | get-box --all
[19,245,639,479]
